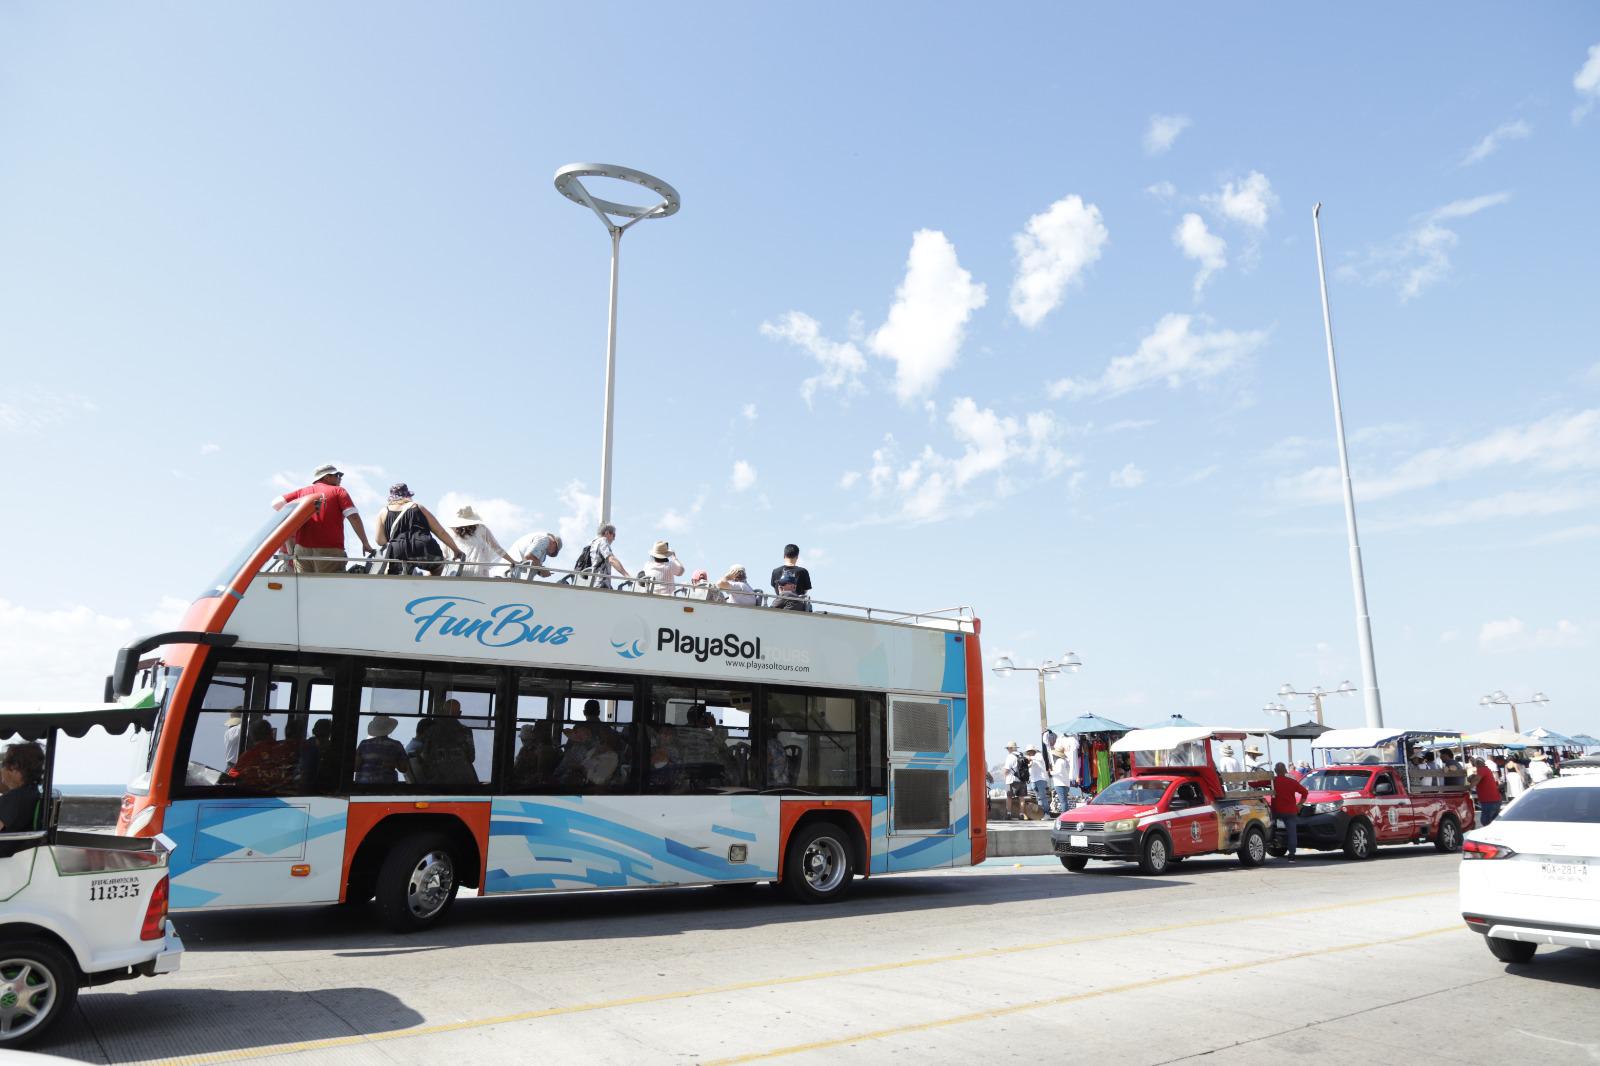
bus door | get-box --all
[882,694,964,872]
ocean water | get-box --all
[55,784,127,796]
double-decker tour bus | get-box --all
[109,498,985,930]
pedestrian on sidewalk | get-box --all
[1049,738,1073,817]
[1026,745,1050,820]
[1469,758,1504,825]
[1271,763,1309,862]
[1000,741,1026,820]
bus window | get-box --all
[644,684,753,794]
[353,665,495,791]
[510,674,561,790]
[179,658,339,795]
[767,692,860,792]
[550,680,634,794]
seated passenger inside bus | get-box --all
[513,722,561,788]
[354,715,412,784]
[412,698,478,785]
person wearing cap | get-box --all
[1049,738,1074,816]
[770,544,813,612]
[999,741,1027,820]
[271,463,374,573]
[353,715,411,785]
[510,531,563,578]
[687,569,726,602]
[1026,744,1051,819]
[1526,751,1554,784]
[449,505,516,578]
[586,524,629,589]
[641,540,685,595]
[1217,744,1242,774]
[375,484,462,576]
[718,565,759,606]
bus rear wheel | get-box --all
[376,833,460,932]
[783,822,855,904]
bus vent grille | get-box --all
[893,769,951,831]
[892,701,950,753]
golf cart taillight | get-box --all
[141,876,169,940]
[1463,840,1516,860]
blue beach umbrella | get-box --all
[1050,712,1132,735]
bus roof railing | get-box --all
[258,551,975,631]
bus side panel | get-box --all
[880,694,972,874]
[164,797,348,908]
[484,795,780,893]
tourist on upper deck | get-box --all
[271,463,375,573]
[449,506,516,578]
[585,524,629,589]
[687,569,725,602]
[641,541,685,595]
[375,484,462,576]
[770,544,813,611]
[510,531,563,578]
[0,742,46,833]
[718,565,759,606]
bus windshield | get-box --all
[200,509,295,599]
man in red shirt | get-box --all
[1271,762,1310,862]
[1469,757,1504,825]
[271,463,373,573]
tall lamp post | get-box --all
[1278,680,1356,725]
[1312,203,1384,728]
[1479,690,1548,734]
[554,163,681,526]
[1263,701,1290,766]
[991,653,1083,739]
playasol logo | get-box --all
[406,596,574,648]
[656,627,811,672]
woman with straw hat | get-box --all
[449,504,516,577]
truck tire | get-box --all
[0,939,79,1047]
[1138,831,1172,875]
[1237,824,1267,867]
[375,832,461,932]
[1486,936,1536,964]
[1059,855,1089,872]
[782,822,855,904]
[1433,814,1462,853]
[1342,818,1375,861]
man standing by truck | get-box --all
[1271,763,1310,862]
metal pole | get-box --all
[1509,702,1520,733]
[1313,203,1384,728]
[1037,672,1049,738]
[598,227,622,526]
[1312,693,1324,726]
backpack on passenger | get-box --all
[572,543,596,577]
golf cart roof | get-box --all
[1312,727,1458,750]
[0,697,159,742]
[1112,726,1255,752]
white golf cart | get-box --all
[0,701,183,1047]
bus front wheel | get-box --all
[782,822,855,904]
[376,832,461,932]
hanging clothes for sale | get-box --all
[1095,748,1112,792]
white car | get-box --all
[1460,775,1600,963]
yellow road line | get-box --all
[151,888,1452,1065]
[704,925,1462,1065]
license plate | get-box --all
[1070,835,1088,848]
[1541,860,1588,882]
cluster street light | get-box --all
[1479,690,1548,734]
[1278,681,1356,725]
[991,654,1083,738]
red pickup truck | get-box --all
[1051,728,1273,876]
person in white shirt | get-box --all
[510,531,562,577]
[1244,746,1268,773]
[1217,744,1242,774]
[586,524,629,589]
[717,565,759,606]
[998,741,1025,820]
[1049,739,1073,815]
[1526,752,1555,783]
[641,540,685,595]
[449,506,516,577]
[1026,745,1050,818]
[1502,758,1531,801]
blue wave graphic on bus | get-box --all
[405,595,574,648]
[609,619,647,660]
[611,639,645,659]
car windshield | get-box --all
[1091,779,1170,807]
[1500,786,1600,824]
[1302,770,1372,791]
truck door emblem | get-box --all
[1190,823,1201,842]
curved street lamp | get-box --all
[1277,680,1356,725]
[1478,690,1548,734]
[554,163,681,526]
[992,653,1083,738]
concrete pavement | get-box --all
[48,847,1599,1064]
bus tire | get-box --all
[375,832,460,932]
[1342,818,1375,861]
[1433,814,1462,853]
[782,822,855,904]
[1138,831,1171,876]
[1237,824,1267,867]
[1060,856,1089,872]
[0,939,79,1047]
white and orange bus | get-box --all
[110,498,986,930]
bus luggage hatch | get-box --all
[884,695,963,872]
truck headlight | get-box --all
[1106,818,1137,832]
[1312,801,1342,815]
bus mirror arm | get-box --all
[112,631,240,698]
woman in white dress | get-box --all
[448,505,515,577]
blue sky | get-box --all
[3,5,1598,781]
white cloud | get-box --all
[1574,42,1600,122]
[741,403,757,421]
[200,442,221,456]
[656,495,705,535]
[731,460,757,492]
[1461,120,1531,166]
[838,471,861,490]
[1009,195,1108,328]
[0,388,98,434]
[1338,192,1511,301]
[869,230,987,400]
[1369,487,1599,531]
[1204,171,1277,230]
[435,492,537,540]
[1479,617,1584,652]
[1143,114,1191,156]
[1530,522,1600,545]
[1145,181,1177,201]
[1183,464,1220,484]
[760,311,868,405]
[1049,313,1268,400]
[1173,213,1227,297]
[1275,409,1600,505]
[1109,462,1146,489]
[555,480,600,554]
